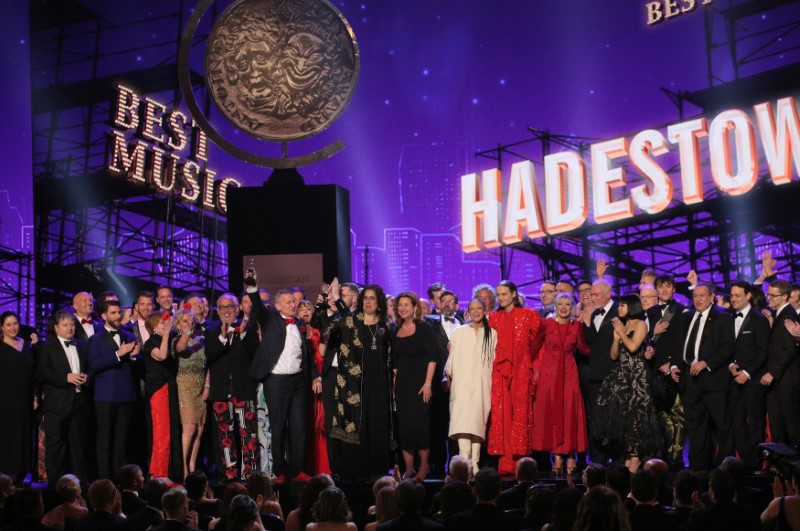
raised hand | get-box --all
[596,258,607,279]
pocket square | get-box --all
[741,331,752,334]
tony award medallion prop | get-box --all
[179,0,359,168]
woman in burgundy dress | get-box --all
[531,292,590,474]
[298,300,330,476]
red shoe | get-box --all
[273,475,287,484]
[292,471,312,482]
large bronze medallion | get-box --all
[204,0,359,142]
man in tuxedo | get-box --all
[149,487,200,531]
[646,274,687,470]
[71,292,102,341]
[761,280,800,445]
[36,310,90,483]
[183,293,212,333]
[670,281,735,471]
[728,280,770,469]
[73,479,134,531]
[126,291,154,346]
[427,282,445,315]
[583,279,618,465]
[538,280,557,319]
[246,275,320,481]
[118,464,147,517]
[156,286,174,313]
[88,300,141,480]
[425,290,463,477]
[205,293,259,481]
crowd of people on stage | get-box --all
[1,249,800,530]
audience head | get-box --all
[540,280,557,306]
[55,474,81,504]
[719,456,746,487]
[643,458,668,487]
[371,476,397,498]
[640,270,656,287]
[574,485,631,531]
[144,478,169,510]
[297,474,335,529]
[118,464,144,491]
[439,290,458,317]
[246,472,275,511]
[88,479,120,513]
[516,457,538,483]
[184,470,209,501]
[161,486,189,521]
[13,489,44,521]
[473,467,502,503]
[312,486,352,523]
[227,494,260,531]
[525,486,556,524]
[427,282,445,310]
[673,469,701,507]
[340,282,360,311]
[0,474,14,498]
[630,470,658,504]
[394,479,426,515]
[439,481,474,521]
[605,465,632,500]
[578,281,592,305]
[751,286,767,312]
[144,311,166,335]
[419,298,432,316]
[134,291,155,321]
[374,486,399,524]
[654,275,676,303]
[556,279,575,295]
[693,281,716,312]
[448,455,470,483]
[582,464,607,489]
[708,470,736,504]
[768,279,792,312]
[220,483,248,519]
[552,487,583,531]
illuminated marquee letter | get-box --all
[140,98,166,144]
[544,152,587,235]
[461,169,502,252]
[165,110,189,151]
[667,118,708,204]
[202,168,217,210]
[215,177,241,214]
[148,146,178,193]
[592,138,633,224]
[179,160,201,202]
[502,161,545,244]
[192,120,208,162]
[646,1,663,24]
[107,131,147,183]
[629,129,673,213]
[113,85,139,130]
[708,110,758,196]
[754,97,800,185]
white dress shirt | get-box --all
[273,317,303,375]
[593,300,614,331]
[683,309,708,365]
[58,335,82,392]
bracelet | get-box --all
[423,383,432,388]
[204,384,211,388]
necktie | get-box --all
[80,319,91,325]
[684,312,702,364]
[284,317,295,325]
[63,340,76,348]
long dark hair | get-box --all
[618,293,644,323]
[297,474,335,530]
[469,298,494,366]
[356,284,388,321]
[497,280,523,308]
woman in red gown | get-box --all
[531,292,590,474]
[298,300,330,475]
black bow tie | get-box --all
[596,308,606,316]
[63,340,76,348]
[107,330,119,336]
[659,301,672,308]
[444,317,456,323]
[735,312,744,318]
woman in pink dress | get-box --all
[531,292,590,474]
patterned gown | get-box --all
[593,329,659,459]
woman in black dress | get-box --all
[392,291,437,481]
[326,284,394,479]
[0,311,37,480]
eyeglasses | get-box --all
[218,304,237,310]
[579,288,591,293]
[540,289,556,294]
[641,295,657,299]
[767,292,786,299]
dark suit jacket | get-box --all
[495,482,534,511]
[767,305,800,382]
[646,299,687,367]
[205,320,258,401]
[35,338,89,416]
[128,506,163,531]
[629,504,671,531]
[120,492,147,518]
[447,504,522,531]
[377,513,444,530]
[731,307,770,386]
[685,501,760,531]
[247,292,318,381]
[72,510,134,531]
[71,315,103,341]
[584,302,619,381]
[673,306,735,392]
[87,328,141,402]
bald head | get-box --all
[72,292,93,319]
[644,458,668,486]
[516,457,538,482]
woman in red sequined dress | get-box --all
[298,300,330,475]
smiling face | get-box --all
[72,292,93,318]
[555,295,574,319]
[135,295,154,321]
[2,314,19,340]
[396,296,416,322]
[156,288,173,311]
[730,286,750,312]
[440,294,458,317]
[693,285,713,313]
[539,282,556,306]
[468,300,486,324]
[496,285,516,310]
[362,289,378,316]
[275,292,297,318]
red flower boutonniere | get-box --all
[183,302,192,310]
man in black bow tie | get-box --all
[646,275,687,470]
[727,280,769,470]
[245,272,320,481]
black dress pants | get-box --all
[95,401,134,480]
[681,378,732,471]
[730,382,765,469]
[44,393,89,482]
[264,373,307,477]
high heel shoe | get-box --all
[566,457,577,475]
[552,455,565,475]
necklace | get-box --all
[366,323,379,350]
[401,322,414,331]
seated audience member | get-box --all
[429,456,469,516]
[245,473,284,527]
[686,470,760,531]
[376,479,443,530]
[446,468,523,531]
[581,464,607,492]
[118,465,147,517]
[627,470,669,531]
[184,471,221,519]
[41,475,87,530]
[366,476,397,523]
[541,488,583,531]
[573,486,630,531]
[664,470,702,531]
[307,487,356,531]
[226,495,264,531]
[719,456,770,512]
[605,466,632,509]
[521,487,556,530]
[129,479,169,531]
[365,487,398,531]
[285,475,334,531]
[0,489,51,531]
[149,487,199,531]
[643,459,672,508]
[0,475,15,526]
[761,462,800,530]
[436,481,474,526]
[208,484,247,531]
[72,479,133,531]
[497,457,538,511]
